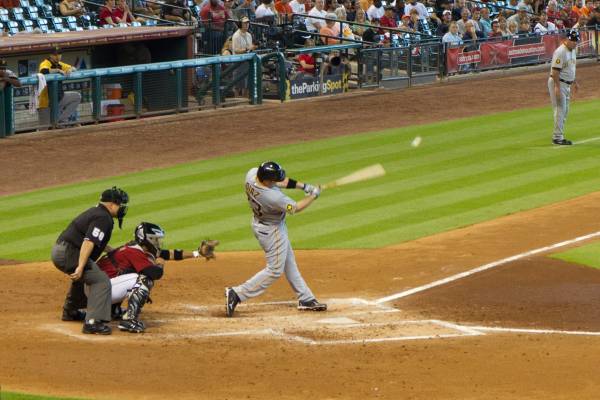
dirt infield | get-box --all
[2,65,600,399]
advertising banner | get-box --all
[286,73,348,100]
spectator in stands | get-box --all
[361,17,381,42]
[463,20,482,42]
[504,0,519,16]
[470,8,483,34]
[442,21,462,44]
[163,0,194,23]
[517,18,531,33]
[275,0,293,17]
[546,0,560,22]
[520,0,534,14]
[231,16,255,96]
[436,9,452,35]
[456,8,470,36]
[479,7,492,37]
[380,5,396,28]
[59,0,86,17]
[255,0,277,22]
[296,37,316,76]
[319,13,340,43]
[358,0,372,13]
[572,13,588,28]
[289,0,305,14]
[221,36,233,55]
[352,8,367,37]
[451,0,467,21]
[393,0,405,21]
[407,7,422,32]
[498,16,510,36]
[572,0,590,17]
[534,10,557,33]
[99,0,118,26]
[507,4,528,27]
[306,0,327,32]
[38,48,81,127]
[114,0,144,23]
[367,0,384,21]
[404,0,427,20]
[235,0,256,19]
[488,18,503,37]
[587,6,600,26]
[342,0,355,22]
[507,19,518,36]
[200,0,228,53]
[558,7,575,27]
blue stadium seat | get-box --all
[191,4,200,18]
[35,16,48,31]
[19,18,33,31]
[34,0,44,7]
[131,21,141,26]
[102,23,113,28]
[87,24,98,29]
[24,5,38,19]
[65,15,77,29]
[7,20,19,34]
[10,7,25,21]
[79,13,91,27]
[19,0,29,8]
[50,16,68,31]
[117,22,128,27]
[41,4,53,18]
[0,9,9,23]
[144,19,156,26]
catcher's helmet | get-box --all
[257,161,286,182]
[135,222,165,257]
[101,186,129,229]
[567,29,580,42]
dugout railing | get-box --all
[1,53,260,136]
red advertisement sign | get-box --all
[507,42,546,58]
[457,50,481,65]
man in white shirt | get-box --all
[548,30,579,146]
[404,0,428,20]
[290,0,305,14]
[534,10,557,34]
[306,0,326,31]
[367,0,384,21]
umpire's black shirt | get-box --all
[57,204,114,261]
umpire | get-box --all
[51,186,129,335]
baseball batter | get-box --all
[548,29,580,146]
[225,161,326,317]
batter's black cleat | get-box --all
[552,138,573,145]
[225,287,240,317]
[298,299,327,311]
[62,308,86,322]
[118,319,145,333]
[82,320,112,335]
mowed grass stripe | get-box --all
[1,100,599,261]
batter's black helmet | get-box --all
[135,222,165,257]
[257,161,286,182]
[567,29,580,42]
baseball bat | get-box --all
[322,164,386,189]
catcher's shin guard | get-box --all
[119,274,153,333]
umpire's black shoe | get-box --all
[225,287,240,318]
[82,320,112,335]
[111,303,124,321]
[118,319,145,333]
[62,308,86,322]
[298,299,327,311]
[553,138,573,145]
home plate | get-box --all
[317,317,360,325]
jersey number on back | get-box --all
[245,184,263,218]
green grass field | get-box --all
[1,392,84,400]
[551,241,600,269]
[1,99,600,262]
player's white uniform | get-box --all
[232,168,315,302]
[548,43,576,141]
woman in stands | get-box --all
[59,0,86,17]
[114,0,145,23]
[99,0,118,26]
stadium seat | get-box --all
[35,16,48,31]
[19,0,28,7]
[78,13,91,28]
[87,24,97,29]
[102,23,113,28]
[191,4,200,18]
[19,18,33,31]
[10,7,25,22]
[117,22,127,27]
[24,5,38,19]
[49,16,68,31]
[65,15,77,29]
[41,4,52,18]
[144,19,156,26]
[131,20,141,26]
[0,8,9,23]
[7,20,18,34]
[33,0,43,7]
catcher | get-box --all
[93,222,219,333]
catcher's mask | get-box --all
[257,161,286,182]
[135,222,165,257]
[101,186,129,229]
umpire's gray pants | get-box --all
[548,77,571,141]
[233,221,314,303]
[51,241,111,322]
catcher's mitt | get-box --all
[198,239,219,261]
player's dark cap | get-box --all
[51,46,62,55]
[257,161,286,182]
[0,59,6,68]
[566,29,580,42]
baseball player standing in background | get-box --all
[548,29,580,146]
[225,161,327,317]
[51,187,129,335]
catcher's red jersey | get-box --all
[97,244,156,278]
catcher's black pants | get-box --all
[51,241,111,322]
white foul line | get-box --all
[553,136,600,149]
[469,326,600,336]
[375,230,600,304]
